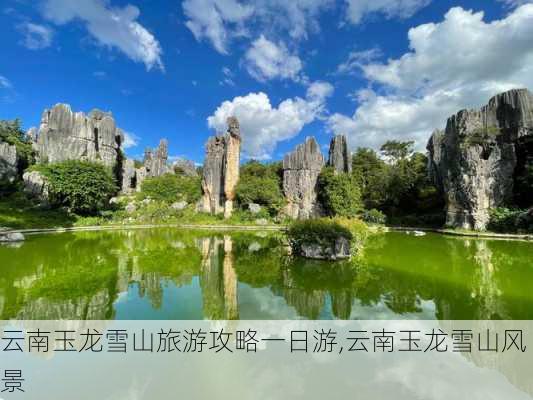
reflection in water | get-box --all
[0,229,532,320]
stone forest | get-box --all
[0,88,532,321]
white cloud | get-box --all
[329,5,533,150]
[208,81,333,159]
[122,131,139,149]
[244,35,303,82]
[336,48,382,75]
[0,76,12,89]
[18,22,54,50]
[182,0,254,54]
[42,0,164,71]
[498,0,533,7]
[182,0,333,54]
[344,0,432,25]
[220,66,235,86]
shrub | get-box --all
[361,209,387,225]
[488,208,533,233]
[34,160,117,215]
[287,219,353,255]
[140,173,201,204]
[317,167,362,217]
[0,119,34,173]
[236,161,284,214]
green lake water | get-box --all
[0,228,531,320]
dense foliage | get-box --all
[361,209,387,225]
[287,219,353,254]
[488,208,533,234]
[317,167,363,217]
[35,160,117,215]
[0,119,34,173]
[352,141,444,225]
[140,173,202,204]
[235,160,284,214]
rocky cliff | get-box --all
[283,137,324,219]
[328,134,352,174]
[427,89,533,230]
[32,104,124,168]
[201,117,241,217]
[0,140,18,184]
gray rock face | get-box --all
[248,203,261,214]
[121,159,136,194]
[427,89,533,230]
[300,237,351,260]
[0,232,25,242]
[283,137,325,219]
[143,139,170,177]
[172,158,198,177]
[23,170,49,203]
[171,201,188,211]
[33,103,123,168]
[201,117,241,217]
[328,135,352,173]
[0,140,18,183]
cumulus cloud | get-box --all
[329,5,533,150]
[208,81,333,159]
[42,0,164,71]
[244,35,303,82]
[344,0,431,24]
[18,22,54,50]
[182,0,332,54]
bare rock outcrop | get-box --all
[121,159,137,194]
[143,139,170,178]
[172,158,197,177]
[201,117,241,218]
[22,170,49,204]
[327,134,352,174]
[283,137,324,219]
[427,89,533,230]
[32,104,123,168]
[0,140,18,184]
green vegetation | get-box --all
[488,207,533,234]
[0,119,34,171]
[352,141,444,226]
[464,126,501,147]
[287,218,354,255]
[361,209,387,225]
[317,166,362,217]
[33,160,117,215]
[139,173,202,204]
[235,160,284,215]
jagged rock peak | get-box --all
[427,88,533,231]
[283,137,324,171]
[328,134,352,173]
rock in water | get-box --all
[0,140,18,184]
[283,137,325,219]
[201,117,241,218]
[427,88,533,230]
[33,104,123,168]
[0,232,25,243]
[328,135,352,173]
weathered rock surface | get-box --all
[143,139,170,177]
[0,140,18,183]
[328,135,352,173]
[248,203,261,214]
[121,159,136,194]
[33,103,123,168]
[201,117,241,218]
[428,88,533,230]
[300,237,351,260]
[283,137,324,219]
[171,201,188,211]
[22,170,49,203]
[0,231,25,242]
[173,158,198,177]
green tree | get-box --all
[351,148,389,210]
[140,173,201,204]
[35,160,117,215]
[380,140,414,163]
[235,160,284,214]
[318,167,363,217]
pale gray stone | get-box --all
[248,203,261,214]
[282,137,324,219]
[0,232,25,242]
[327,135,352,174]
[121,159,136,194]
[23,170,49,203]
[173,158,198,177]
[0,140,18,183]
[300,237,351,260]
[171,201,188,210]
[427,88,533,230]
[143,139,170,178]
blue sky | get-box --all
[1,0,532,164]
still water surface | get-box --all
[0,228,531,320]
